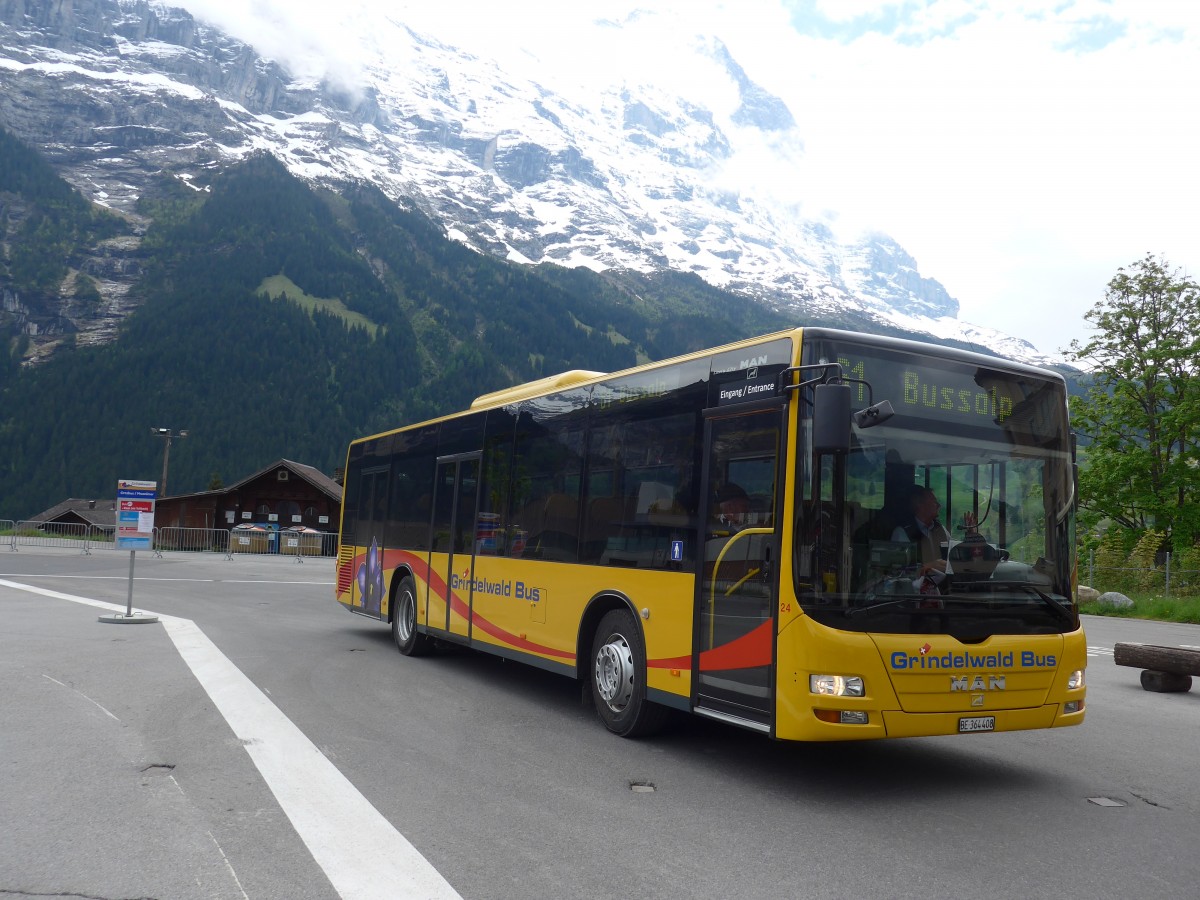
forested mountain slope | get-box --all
[1,151,802,516]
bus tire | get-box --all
[392,575,430,657]
[590,608,669,737]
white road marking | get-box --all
[0,573,333,585]
[42,673,122,721]
[221,580,335,585]
[208,830,252,900]
[0,578,461,900]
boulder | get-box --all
[1076,585,1100,603]
[1097,591,1134,608]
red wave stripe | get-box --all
[648,654,692,669]
[697,620,773,672]
[351,547,771,672]
[377,548,574,661]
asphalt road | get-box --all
[2,547,1199,900]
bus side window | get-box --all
[511,399,584,560]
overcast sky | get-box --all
[183,0,1198,358]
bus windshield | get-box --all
[798,338,1076,640]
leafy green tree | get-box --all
[1068,254,1200,549]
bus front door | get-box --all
[426,455,481,641]
[696,408,782,732]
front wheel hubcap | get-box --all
[595,633,635,712]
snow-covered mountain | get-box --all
[0,0,1056,366]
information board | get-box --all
[116,479,157,550]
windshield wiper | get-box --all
[847,583,1075,624]
[845,596,922,618]
[946,580,1074,624]
[985,581,1075,624]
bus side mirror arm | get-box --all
[780,363,892,450]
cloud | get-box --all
[735,1,1200,352]
[181,0,372,88]
[173,0,1198,356]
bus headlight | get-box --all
[810,674,864,697]
[1067,669,1085,690]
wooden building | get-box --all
[24,498,117,530]
[154,459,343,533]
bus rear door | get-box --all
[426,454,481,641]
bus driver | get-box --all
[891,486,980,591]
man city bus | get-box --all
[335,327,1085,740]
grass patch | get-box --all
[257,274,379,337]
[606,326,630,345]
[1079,593,1200,624]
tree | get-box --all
[1068,254,1200,549]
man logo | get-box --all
[951,675,1006,692]
[971,694,985,707]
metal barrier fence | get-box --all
[0,520,1194,588]
[1,521,337,561]
[1084,550,1200,599]
[156,526,230,554]
[6,520,96,553]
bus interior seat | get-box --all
[587,495,625,537]
[525,493,580,560]
[748,493,774,526]
[542,493,579,531]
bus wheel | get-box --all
[392,576,429,657]
[591,609,668,737]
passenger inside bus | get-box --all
[712,483,751,534]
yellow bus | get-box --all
[335,327,1086,741]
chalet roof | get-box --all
[223,458,343,500]
[156,458,342,504]
[26,498,118,527]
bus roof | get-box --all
[466,329,807,413]
[470,369,606,409]
[351,326,1063,447]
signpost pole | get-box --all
[126,549,137,617]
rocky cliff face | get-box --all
[1,0,306,208]
[1,0,1049,366]
[1,0,304,358]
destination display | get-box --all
[813,342,1067,442]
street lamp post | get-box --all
[151,427,188,497]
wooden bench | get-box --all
[1113,643,1200,692]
